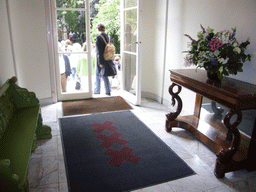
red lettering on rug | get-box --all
[104,146,141,167]
[96,132,128,148]
[90,121,118,133]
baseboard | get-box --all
[162,97,172,108]
[141,91,177,111]
[40,97,54,106]
[141,91,162,103]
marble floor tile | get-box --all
[139,182,174,192]
[43,122,60,137]
[27,97,256,192]
[168,157,224,191]
[41,103,58,123]
[28,154,59,190]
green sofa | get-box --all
[0,77,52,191]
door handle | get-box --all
[133,41,142,44]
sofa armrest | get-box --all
[8,77,39,108]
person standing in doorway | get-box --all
[94,23,116,96]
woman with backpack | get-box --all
[94,23,116,96]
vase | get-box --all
[206,71,220,81]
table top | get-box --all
[170,69,256,110]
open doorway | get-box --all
[89,0,122,97]
[90,0,141,105]
[54,0,122,100]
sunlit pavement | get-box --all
[65,75,121,98]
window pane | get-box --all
[59,53,91,93]
[124,53,136,95]
[56,0,85,8]
[124,9,137,52]
[57,10,86,51]
[125,0,137,8]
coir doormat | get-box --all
[60,110,195,192]
[62,96,132,116]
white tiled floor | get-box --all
[28,95,256,192]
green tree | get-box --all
[56,0,86,44]
[56,0,120,52]
[91,0,120,54]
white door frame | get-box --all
[51,0,92,101]
[120,0,142,106]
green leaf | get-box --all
[218,73,223,81]
[91,0,120,53]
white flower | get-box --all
[214,50,220,56]
[224,58,229,64]
[203,33,208,40]
[206,27,214,34]
[184,54,193,67]
[218,57,229,64]
[219,66,223,73]
[233,47,241,54]
[206,51,214,58]
[197,62,204,67]
[197,31,204,38]
[198,51,205,58]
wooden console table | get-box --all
[166,69,256,178]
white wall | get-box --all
[1,0,255,105]
[182,0,256,84]
[163,0,186,109]
[140,0,168,102]
[1,0,52,99]
[0,0,15,86]
[163,0,256,113]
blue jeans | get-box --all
[71,67,76,80]
[94,67,111,94]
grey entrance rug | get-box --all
[60,110,195,192]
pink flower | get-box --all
[209,38,223,51]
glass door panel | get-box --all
[124,0,137,8]
[124,9,137,52]
[54,0,92,101]
[56,0,86,8]
[123,53,136,95]
[121,0,141,105]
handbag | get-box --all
[75,75,81,90]
[100,63,117,77]
[110,62,117,76]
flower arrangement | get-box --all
[183,25,252,81]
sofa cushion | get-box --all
[0,159,20,191]
[0,105,40,187]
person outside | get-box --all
[58,42,71,92]
[111,56,121,89]
[94,23,116,96]
[114,56,121,71]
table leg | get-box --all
[211,101,224,116]
[166,83,182,132]
[214,109,243,178]
[246,118,256,171]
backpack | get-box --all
[100,35,115,61]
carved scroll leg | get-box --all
[211,102,233,141]
[211,101,224,116]
[36,112,52,140]
[214,110,242,178]
[246,118,256,171]
[166,83,182,132]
